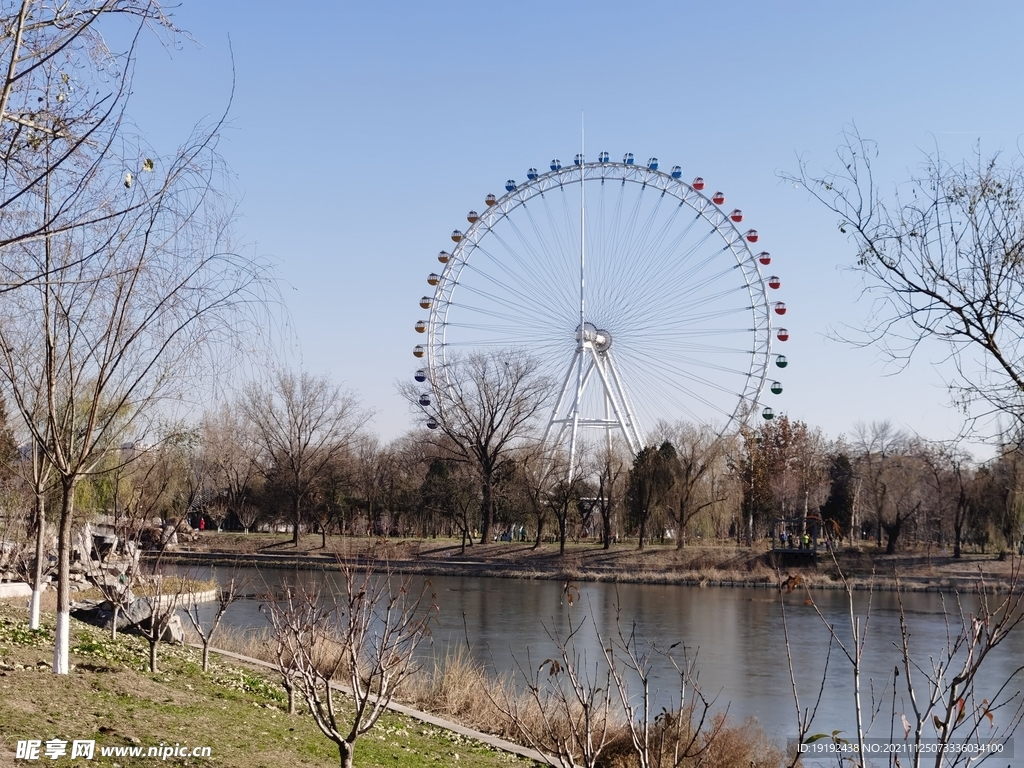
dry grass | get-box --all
[173,533,1021,592]
[179,617,778,768]
[402,645,512,732]
[191,622,276,660]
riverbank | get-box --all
[0,600,782,768]
[0,602,541,768]
[153,532,1021,593]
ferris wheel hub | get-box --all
[575,321,612,352]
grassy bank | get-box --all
[1,597,783,768]
[157,532,1021,592]
[0,603,536,768]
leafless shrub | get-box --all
[262,563,437,768]
[786,552,1024,768]
[183,570,247,672]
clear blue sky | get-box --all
[116,0,1024,454]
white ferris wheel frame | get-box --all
[423,160,775,458]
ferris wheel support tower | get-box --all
[542,321,644,463]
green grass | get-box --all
[0,605,538,767]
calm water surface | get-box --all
[183,566,1024,749]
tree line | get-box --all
[5,359,1022,568]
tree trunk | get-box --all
[558,515,567,556]
[30,494,45,630]
[637,517,646,551]
[111,606,120,640]
[293,494,301,546]
[883,515,902,555]
[149,638,159,673]
[202,642,210,672]
[53,481,76,675]
[480,475,494,544]
[601,507,612,550]
[338,740,354,768]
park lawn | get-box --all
[0,604,536,768]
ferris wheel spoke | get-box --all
[601,193,698,307]
[473,225,576,313]
[539,190,579,279]
[642,347,753,377]
[614,227,721,314]
[621,364,736,427]
[636,221,724,297]
[442,327,568,351]
[612,262,743,335]
[460,238,574,319]
[620,351,749,414]
[618,334,754,371]
[630,284,749,328]
[520,202,579,297]
[448,280,569,331]
[502,205,578,297]
[442,297,562,330]
[615,202,691,295]
[643,305,752,330]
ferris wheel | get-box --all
[413,153,788,463]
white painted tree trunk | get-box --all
[30,495,46,630]
[29,589,42,629]
[53,610,70,674]
[52,483,75,675]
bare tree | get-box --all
[241,369,369,546]
[263,563,437,768]
[918,441,974,558]
[497,611,615,768]
[546,453,587,556]
[788,555,1024,768]
[403,349,551,544]
[0,0,273,676]
[787,128,1024,432]
[850,422,934,553]
[202,400,261,530]
[135,571,186,674]
[893,569,1024,766]
[0,1,181,261]
[590,446,627,549]
[0,0,178,631]
[418,456,478,551]
[184,572,245,673]
[0,136,271,674]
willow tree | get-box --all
[0,0,187,632]
[625,442,677,550]
[0,150,271,673]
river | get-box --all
[181,565,1024,752]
